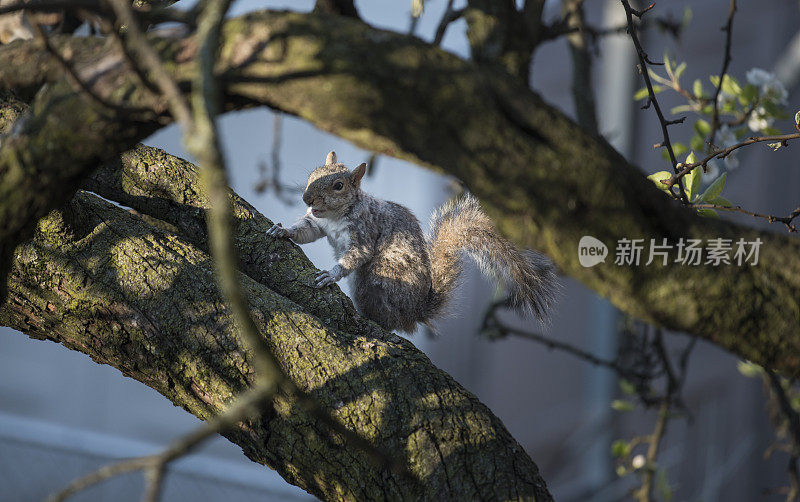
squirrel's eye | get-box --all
[333,181,344,190]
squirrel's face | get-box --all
[303,152,367,218]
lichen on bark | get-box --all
[1,190,552,501]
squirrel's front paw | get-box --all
[267,223,294,239]
[314,267,343,288]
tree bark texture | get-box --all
[0,11,796,375]
[1,171,553,500]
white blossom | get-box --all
[702,159,721,183]
[764,79,788,104]
[714,126,739,170]
[715,125,736,147]
[747,106,773,132]
[632,454,646,470]
[746,68,788,104]
[746,68,773,87]
[716,90,736,108]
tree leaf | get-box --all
[647,171,673,191]
[611,400,636,412]
[740,84,758,104]
[699,172,726,201]
[693,79,704,98]
[674,62,687,81]
[690,134,704,151]
[708,196,732,207]
[696,208,719,218]
[611,439,631,458]
[634,87,650,101]
[694,119,711,136]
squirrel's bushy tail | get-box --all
[424,193,558,323]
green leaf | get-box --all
[648,69,671,86]
[795,110,800,127]
[690,134,704,151]
[737,361,763,378]
[722,75,741,95]
[740,84,758,104]
[699,172,726,201]
[611,400,636,412]
[657,470,674,502]
[634,87,650,101]
[682,6,693,28]
[762,100,789,120]
[763,126,782,136]
[693,79,704,98]
[696,208,719,218]
[672,142,688,157]
[694,119,711,137]
[647,171,673,191]
[663,51,673,78]
[688,167,702,200]
[768,142,783,151]
[619,379,636,395]
[708,196,732,207]
[671,104,694,114]
[674,62,687,81]
[611,440,631,458]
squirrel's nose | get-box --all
[302,191,313,206]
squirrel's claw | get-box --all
[314,270,337,288]
[267,223,290,239]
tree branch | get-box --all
[1,189,552,501]
[1,11,799,375]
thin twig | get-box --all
[105,0,192,127]
[620,0,688,202]
[48,383,273,502]
[707,0,737,144]
[666,132,800,187]
[186,0,411,480]
[689,203,800,232]
[28,18,154,119]
[432,0,462,46]
[634,399,669,502]
[482,301,650,381]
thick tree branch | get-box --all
[464,0,539,82]
[313,0,359,19]
[0,190,552,501]
[0,11,798,375]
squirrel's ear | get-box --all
[325,151,337,165]
[351,163,367,186]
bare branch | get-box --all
[432,0,462,46]
[666,132,800,187]
[48,384,274,502]
[707,0,737,144]
[620,0,688,202]
[105,0,192,127]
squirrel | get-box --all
[267,151,558,333]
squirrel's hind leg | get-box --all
[352,267,428,333]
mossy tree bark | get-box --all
[0,7,798,500]
[1,167,553,501]
[1,11,797,374]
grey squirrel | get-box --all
[267,151,558,332]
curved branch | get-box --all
[0,10,798,375]
[1,190,552,501]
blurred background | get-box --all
[1,0,799,500]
